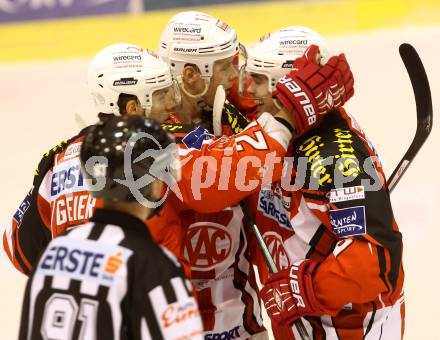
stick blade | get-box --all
[399,43,433,135]
[387,44,433,192]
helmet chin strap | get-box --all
[111,104,121,116]
[143,106,151,118]
[177,75,212,111]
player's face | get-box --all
[247,73,270,98]
[204,55,239,106]
[149,85,181,123]
[247,73,278,116]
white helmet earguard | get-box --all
[158,11,239,83]
[239,26,330,97]
[87,43,177,115]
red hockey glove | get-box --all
[273,44,354,136]
[260,259,323,327]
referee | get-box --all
[18,116,203,340]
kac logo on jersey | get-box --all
[263,232,290,270]
[182,126,212,150]
[258,188,291,230]
[205,325,240,340]
[329,206,366,238]
[185,222,232,270]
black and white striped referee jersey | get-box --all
[18,208,203,340]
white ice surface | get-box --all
[1,26,439,339]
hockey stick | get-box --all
[387,43,433,192]
[240,201,312,340]
[213,85,227,136]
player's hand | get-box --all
[272,44,354,136]
[260,259,323,327]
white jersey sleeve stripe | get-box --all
[97,224,125,245]
[141,317,152,340]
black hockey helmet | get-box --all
[80,115,178,204]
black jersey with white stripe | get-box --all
[18,208,203,340]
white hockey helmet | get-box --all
[157,11,240,80]
[87,43,179,115]
[239,26,330,96]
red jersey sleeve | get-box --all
[292,109,404,314]
[3,141,66,275]
[146,193,191,277]
[313,238,389,315]
[175,113,292,213]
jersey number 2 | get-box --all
[235,131,268,152]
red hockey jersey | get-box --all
[247,108,405,339]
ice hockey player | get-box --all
[154,12,284,338]
[152,12,354,340]
[157,10,245,127]
[238,26,404,339]
[3,44,183,275]
[18,115,203,340]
